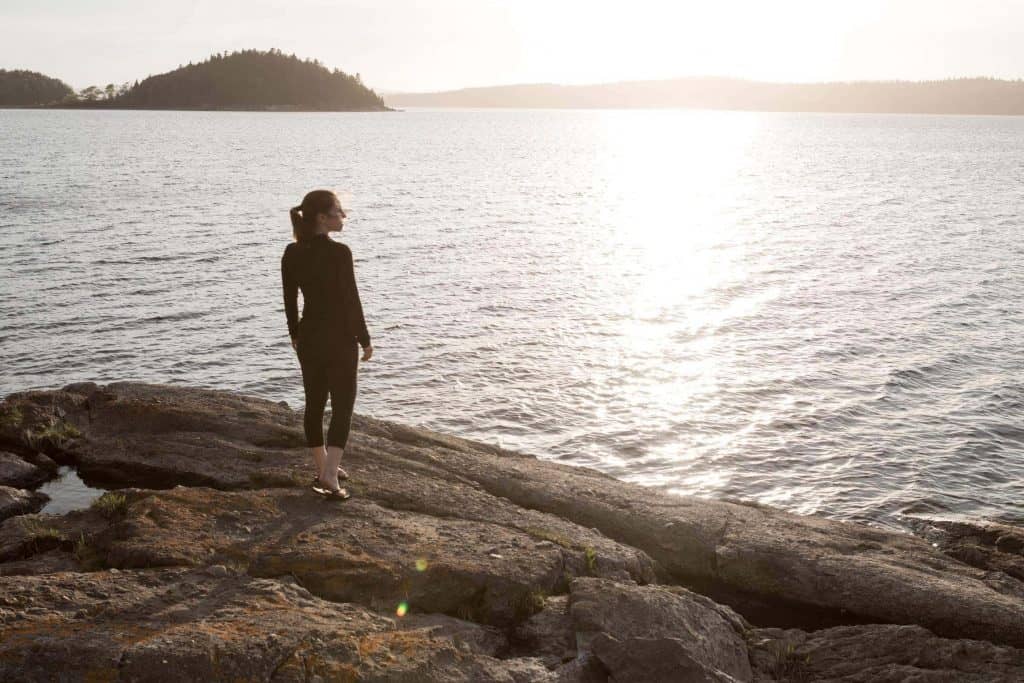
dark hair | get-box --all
[290,190,338,242]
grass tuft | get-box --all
[20,517,62,538]
[19,517,65,555]
[0,404,23,430]
[511,587,546,621]
[91,492,130,519]
[766,641,812,682]
[24,417,82,450]
[73,532,106,570]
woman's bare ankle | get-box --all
[318,477,340,492]
[321,445,344,487]
[310,446,327,479]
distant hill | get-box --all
[386,77,1024,115]
[0,69,74,105]
[55,49,388,111]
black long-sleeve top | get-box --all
[281,234,371,348]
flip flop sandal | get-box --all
[310,467,349,487]
[311,484,351,500]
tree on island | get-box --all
[0,69,74,105]
[79,85,101,101]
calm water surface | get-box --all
[2,108,1022,530]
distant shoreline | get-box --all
[8,104,1024,117]
[385,76,1024,116]
[391,106,1024,117]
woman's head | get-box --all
[290,190,346,241]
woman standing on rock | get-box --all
[282,189,373,500]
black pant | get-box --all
[297,334,359,448]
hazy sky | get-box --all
[3,0,1024,92]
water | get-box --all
[35,467,105,515]
[2,108,1023,531]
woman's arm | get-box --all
[281,249,300,346]
[339,244,371,350]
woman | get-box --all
[282,189,373,500]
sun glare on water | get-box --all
[580,110,770,493]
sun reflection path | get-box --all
[583,110,769,496]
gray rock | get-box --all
[554,652,608,683]
[570,578,752,682]
[0,486,49,521]
[591,633,739,682]
[23,452,58,473]
[0,383,305,490]
[353,414,1024,648]
[515,595,575,668]
[0,453,50,489]
[749,623,1024,682]
[1,380,1023,679]
[919,518,1024,582]
[0,568,560,682]
[81,485,647,627]
[397,612,508,657]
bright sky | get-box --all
[3,0,1023,92]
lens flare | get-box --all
[415,558,428,572]
[396,601,409,617]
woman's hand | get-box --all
[362,344,374,362]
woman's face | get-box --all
[319,199,346,233]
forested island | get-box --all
[1,50,388,111]
[0,69,74,106]
[386,76,1024,115]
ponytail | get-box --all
[289,205,308,242]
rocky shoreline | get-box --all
[0,381,1021,681]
